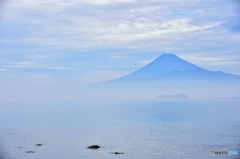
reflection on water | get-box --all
[0,100,240,159]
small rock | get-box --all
[87,145,100,149]
[26,151,35,153]
[111,152,124,154]
[35,144,43,146]
[18,147,23,149]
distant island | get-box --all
[157,94,191,100]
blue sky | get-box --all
[0,0,240,101]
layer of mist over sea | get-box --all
[0,100,240,159]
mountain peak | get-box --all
[162,53,175,56]
[160,54,174,60]
[158,53,181,60]
[119,54,201,79]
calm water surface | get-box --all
[0,100,240,159]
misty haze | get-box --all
[0,0,240,159]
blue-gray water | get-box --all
[0,100,240,159]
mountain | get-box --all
[118,54,200,79]
[109,53,240,82]
[83,54,240,100]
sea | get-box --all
[0,100,240,159]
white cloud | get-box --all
[32,73,48,77]
[0,0,239,75]
[17,17,227,50]
[8,61,73,70]
[210,61,240,65]
[3,0,135,16]
[27,55,53,59]
[84,0,135,5]
[41,66,73,70]
[108,54,127,59]
[0,0,236,70]
[15,61,36,65]
[139,61,152,64]
[79,70,126,84]
[183,56,229,62]
[0,69,7,71]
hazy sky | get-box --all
[0,0,240,101]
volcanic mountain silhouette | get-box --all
[119,53,200,79]
[84,54,240,100]
[108,53,240,82]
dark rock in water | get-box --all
[26,151,35,153]
[18,147,23,149]
[111,152,124,154]
[35,144,43,146]
[87,145,100,149]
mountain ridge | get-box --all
[82,54,240,100]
